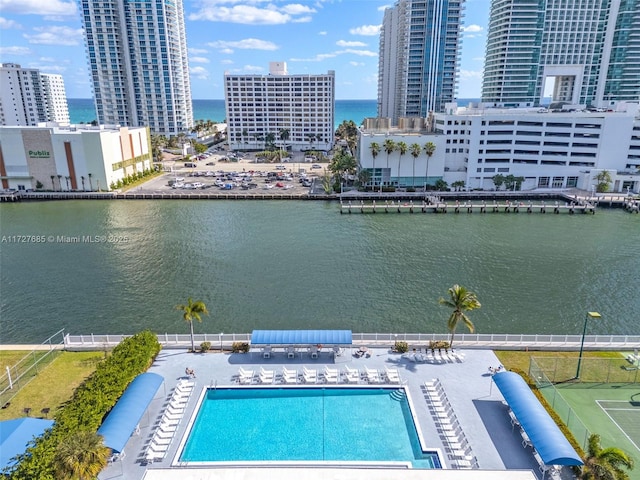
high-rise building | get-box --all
[224,62,335,152]
[79,0,193,136]
[0,63,70,126]
[377,0,465,124]
[482,0,640,107]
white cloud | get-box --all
[24,26,84,46]
[463,24,483,33]
[0,0,76,16]
[318,31,327,36]
[336,40,367,47]
[0,45,32,56]
[190,57,210,64]
[190,66,209,80]
[290,48,376,62]
[459,69,483,79]
[207,38,279,53]
[349,25,380,36]
[28,62,67,73]
[220,59,234,65]
[342,49,377,57]
[0,17,21,29]
[189,2,314,25]
[242,64,263,72]
[189,48,208,55]
[349,61,365,67]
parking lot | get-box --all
[135,149,327,197]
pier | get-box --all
[340,199,596,214]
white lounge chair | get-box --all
[302,366,317,383]
[154,429,174,439]
[323,366,339,383]
[343,366,360,383]
[281,367,298,384]
[258,366,275,383]
[364,366,381,383]
[384,367,401,383]
[238,367,255,384]
[165,405,184,415]
[148,441,169,453]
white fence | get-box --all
[63,332,640,350]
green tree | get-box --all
[194,142,207,154]
[53,431,110,480]
[357,169,371,189]
[383,139,396,188]
[369,142,381,189]
[594,170,612,193]
[492,174,505,190]
[88,173,93,191]
[176,297,209,352]
[581,433,634,480]
[434,179,448,191]
[438,285,481,348]
[424,141,436,190]
[396,141,407,187]
[451,180,466,191]
[50,175,56,191]
[410,143,421,187]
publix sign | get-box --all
[28,150,50,158]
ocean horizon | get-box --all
[67,98,481,131]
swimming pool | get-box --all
[178,387,440,468]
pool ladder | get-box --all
[390,389,406,401]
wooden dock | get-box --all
[340,199,596,214]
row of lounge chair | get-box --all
[422,379,477,470]
[236,365,402,384]
[404,349,465,364]
[145,379,194,463]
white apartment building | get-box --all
[358,104,640,193]
[0,124,151,192]
[224,62,335,152]
[78,0,193,136]
[0,63,70,127]
[482,0,640,108]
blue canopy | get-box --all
[493,371,583,466]
[0,418,54,469]
[251,330,352,345]
[97,372,163,453]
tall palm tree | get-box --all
[65,176,71,191]
[581,433,634,480]
[438,285,481,348]
[57,175,62,191]
[176,297,209,352]
[424,141,436,191]
[396,141,407,187]
[50,175,56,191]
[383,139,396,189]
[53,431,110,480]
[369,142,380,190]
[410,143,421,187]
[81,176,86,191]
[88,173,93,191]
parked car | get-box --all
[206,161,216,166]
[185,162,197,168]
[312,164,322,169]
[192,182,204,189]
[275,165,286,170]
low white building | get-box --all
[0,124,151,192]
[357,103,640,193]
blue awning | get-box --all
[251,330,353,345]
[493,371,583,466]
[0,418,54,469]
[97,372,163,453]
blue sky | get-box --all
[0,0,488,100]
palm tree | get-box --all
[88,173,93,191]
[50,175,55,191]
[383,139,396,189]
[593,170,613,193]
[65,176,71,191]
[81,176,86,191]
[53,431,110,480]
[438,285,481,348]
[396,141,407,187]
[56,175,62,191]
[410,143,421,187]
[176,297,209,352]
[581,433,634,480]
[369,142,380,190]
[424,141,436,191]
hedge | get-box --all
[4,331,161,479]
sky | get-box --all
[0,0,489,100]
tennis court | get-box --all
[596,399,640,453]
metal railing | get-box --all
[62,332,640,350]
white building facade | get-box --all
[224,63,335,152]
[0,64,70,127]
[358,104,640,193]
[78,0,193,136]
[378,0,465,123]
[0,125,151,192]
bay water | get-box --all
[1,200,638,343]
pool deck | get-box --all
[98,347,570,480]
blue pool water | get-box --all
[179,387,439,468]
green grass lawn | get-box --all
[0,351,104,421]
[494,350,622,376]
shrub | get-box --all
[200,341,211,353]
[381,186,396,192]
[406,187,416,192]
[394,341,409,353]
[231,342,250,353]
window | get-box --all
[538,177,550,188]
